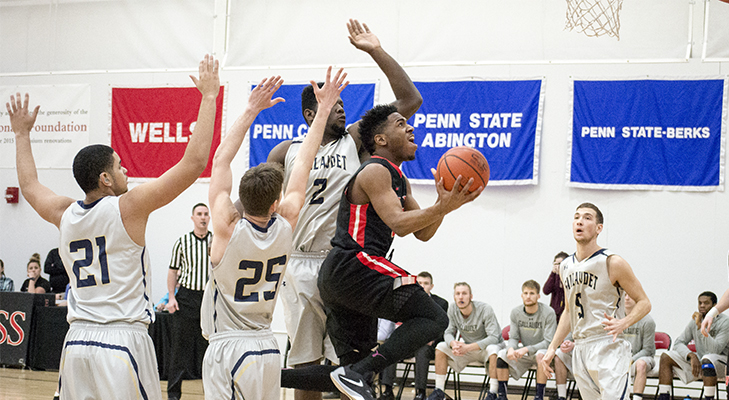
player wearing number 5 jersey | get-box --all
[8,55,220,400]
[203,69,348,400]
[541,203,651,400]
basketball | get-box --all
[435,147,490,192]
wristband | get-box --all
[707,307,720,320]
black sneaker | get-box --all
[425,388,453,400]
[330,366,376,400]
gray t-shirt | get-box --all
[507,302,557,355]
[443,300,503,350]
[623,314,656,361]
[674,313,729,359]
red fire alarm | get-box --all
[5,187,19,204]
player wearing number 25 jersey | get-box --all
[204,70,348,399]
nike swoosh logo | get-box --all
[340,376,364,387]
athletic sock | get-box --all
[704,385,716,400]
[659,384,671,395]
[557,384,567,398]
[536,383,546,399]
[435,374,447,391]
[633,394,643,400]
[280,365,338,392]
[490,378,499,393]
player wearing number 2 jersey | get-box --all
[9,55,220,400]
[541,203,651,400]
[204,69,348,400]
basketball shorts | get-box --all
[435,341,505,373]
[497,347,548,379]
[59,321,162,400]
[203,329,281,400]
[629,355,656,378]
[556,347,573,373]
[280,251,337,366]
[572,335,631,400]
[664,350,727,384]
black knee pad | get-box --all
[702,362,717,377]
[497,358,509,369]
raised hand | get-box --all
[247,76,285,113]
[190,54,220,98]
[6,93,40,136]
[347,19,381,54]
[431,170,483,215]
[311,66,349,111]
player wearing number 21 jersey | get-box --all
[9,56,220,400]
[541,203,651,400]
[203,70,348,400]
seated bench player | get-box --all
[495,280,556,400]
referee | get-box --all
[165,203,211,400]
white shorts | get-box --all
[572,336,631,400]
[59,321,162,400]
[436,341,505,373]
[664,350,727,384]
[203,330,281,400]
[630,356,656,377]
[497,347,547,379]
[280,252,338,366]
[556,348,573,373]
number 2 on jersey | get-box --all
[234,255,286,302]
[309,178,327,205]
[69,237,110,288]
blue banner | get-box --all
[569,79,727,190]
[249,83,376,167]
[403,80,544,185]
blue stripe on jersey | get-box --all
[229,348,281,399]
[245,216,276,233]
[76,197,104,210]
[140,247,153,323]
[213,283,219,333]
[618,372,629,400]
[64,339,150,400]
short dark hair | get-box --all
[358,104,398,155]
[700,291,718,305]
[417,271,433,282]
[522,279,541,292]
[301,83,324,123]
[554,251,569,261]
[192,203,208,214]
[73,144,115,194]
[454,282,472,294]
[576,202,603,225]
[238,163,284,217]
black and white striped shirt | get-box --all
[169,231,211,291]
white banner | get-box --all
[0,85,91,169]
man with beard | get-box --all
[267,18,422,400]
[428,282,505,400]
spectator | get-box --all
[623,293,656,400]
[0,258,14,292]
[20,253,51,293]
[44,248,69,293]
[543,251,568,322]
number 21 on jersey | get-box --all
[69,236,110,288]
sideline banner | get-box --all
[404,80,544,185]
[248,82,376,167]
[111,86,225,178]
[568,78,728,191]
[0,85,90,169]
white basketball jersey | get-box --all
[560,249,625,340]
[201,214,293,337]
[59,196,154,324]
[283,133,360,252]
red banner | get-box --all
[111,86,224,178]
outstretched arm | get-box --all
[541,301,572,379]
[277,67,349,229]
[346,19,422,149]
[120,55,220,245]
[208,76,286,265]
[9,94,74,228]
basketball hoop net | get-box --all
[565,0,623,40]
